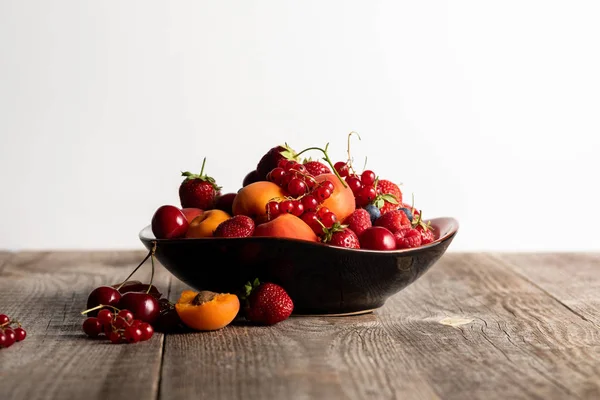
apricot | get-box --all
[186,209,231,238]
[232,181,285,223]
[253,213,318,242]
[315,173,356,222]
[175,290,240,331]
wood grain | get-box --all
[158,253,600,400]
[0,251,171,400]
[490,253,600,326]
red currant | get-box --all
[301,195,319,212]
[115,310,134,328]
[13,327,26,342]
[320,212,337,228]
[3,329,16,347]
[345,176,362,194]
[314,186,332,201]
[130,320,142,328]
[301,212,323,236]
[82,317,103,338]
[292,201,304,216]
[268,167,286,184]
[320,180,335,192]
[334,161,349,177]
[124,326,143,343]
[139,323,154,341]
[317,207,331,219]
[305,177,317,190]
[280,173,293,187]
[287,178,307,197]
[0,314,9,325]
[97,309,113,326]
[277,159,289,169]
[279,200,295,214]
[282,160,297,171]
[358,185,377,203]
[109,331,123,344]
[361,170,376,186]
[0,331,8,348]
[291,164,307,174]
[266,201,280,218]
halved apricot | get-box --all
[175,290,240,331]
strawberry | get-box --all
[395,227,422,249]
[412,211,434,244]
[374,209,411,233]
[321,222,360,249]
[256,144,297,180]
[214,215,255,238]
[243,279,294,325]
[343,209,372,237]
[374,179,402,215]
[303,160,331,176]
[179,158,221,210]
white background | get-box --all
[1,0,599,251]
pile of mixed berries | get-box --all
[0,314,27,349]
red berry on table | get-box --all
[320,212,337,229]
[0,314,9,325]
[139,323,154,341]
[266,201,280,218]
[360,170,376,186]
[96,309,113,326]
[214,215,255,238]
[3,329,16,347]
[109,331,123,344]
[151,205,189,239]
[334,161,349,177]
[118,293,159,324]
[124,326,143,343]
[0,331,8,348]
[303,160,331,176]
[359,226,397,251]
[287,178,307,197]
[82,317,103,338]
[86,286,122,317]
[291,201,304,217]
[314,186,332,201]
[345,176,362,194]
[279,200,295,214]
[395,228,422,249]
[179,158,221,210]
[343,209,372,237]
[14,327,26,342]
[374,209,411,233]
[244,281,294,325]
[301,195,319,212]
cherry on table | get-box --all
[14,327,27,342]
[3,328,16,347]
[151,205,189,239]
[139,323,154,341]
[86,286,121,317]
[0,314,9,325]
[82,317,103,338]
[119,292,159,324]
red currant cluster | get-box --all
[0,314,27,349]
[334,162,378,207]
[83,307,154,344]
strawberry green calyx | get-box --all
[181,157,222,191]
[319,221,349,243]
[373,194,399,209]
[412,211,433,231]
[279,143,299,161]
[294,143,348,188]
[241,278,261,300]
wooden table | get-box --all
[0,252,598,399]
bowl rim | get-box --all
[140,216,459,255]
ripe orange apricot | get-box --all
[253,213,318,242]
[175,290,240,331]
[315,173,356,222]
[232,181,285,223]
[186,209,231,238]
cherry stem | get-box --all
[115,241,156,291]
[346,131,361,175]
[81,304,120,316]
[146,243,156,295]
[199,157,206,176]
[294,144,348,188]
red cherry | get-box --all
[139,323,154,341]
[301,212,323,236]
[82,317,103,338]
[345,176,362,194]
[320,180,335,192]
[124,326,143,343]
[287,178,307,197]
[317,207,331,219]
[3,329,16,347]
[301,195,319,212]
[360,170,376,186]
[0,331,8,348]
[214,193,236,215]
[13,327,26,342]
[359,226,397,250]
[314,186,332,201]
[118,292,160,324]
[266,201,280,218]
[279,200,295,214]
[97,309,113,326]
[334,162,349,177]
[320,212,337,228]
[86,286,121,317]
[242,170,260,187]
[0,314,9,325]
[292,201,304,217]
[151,205,189,239]
[268,167,286,184]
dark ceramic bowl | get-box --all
[139,217,458,315]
